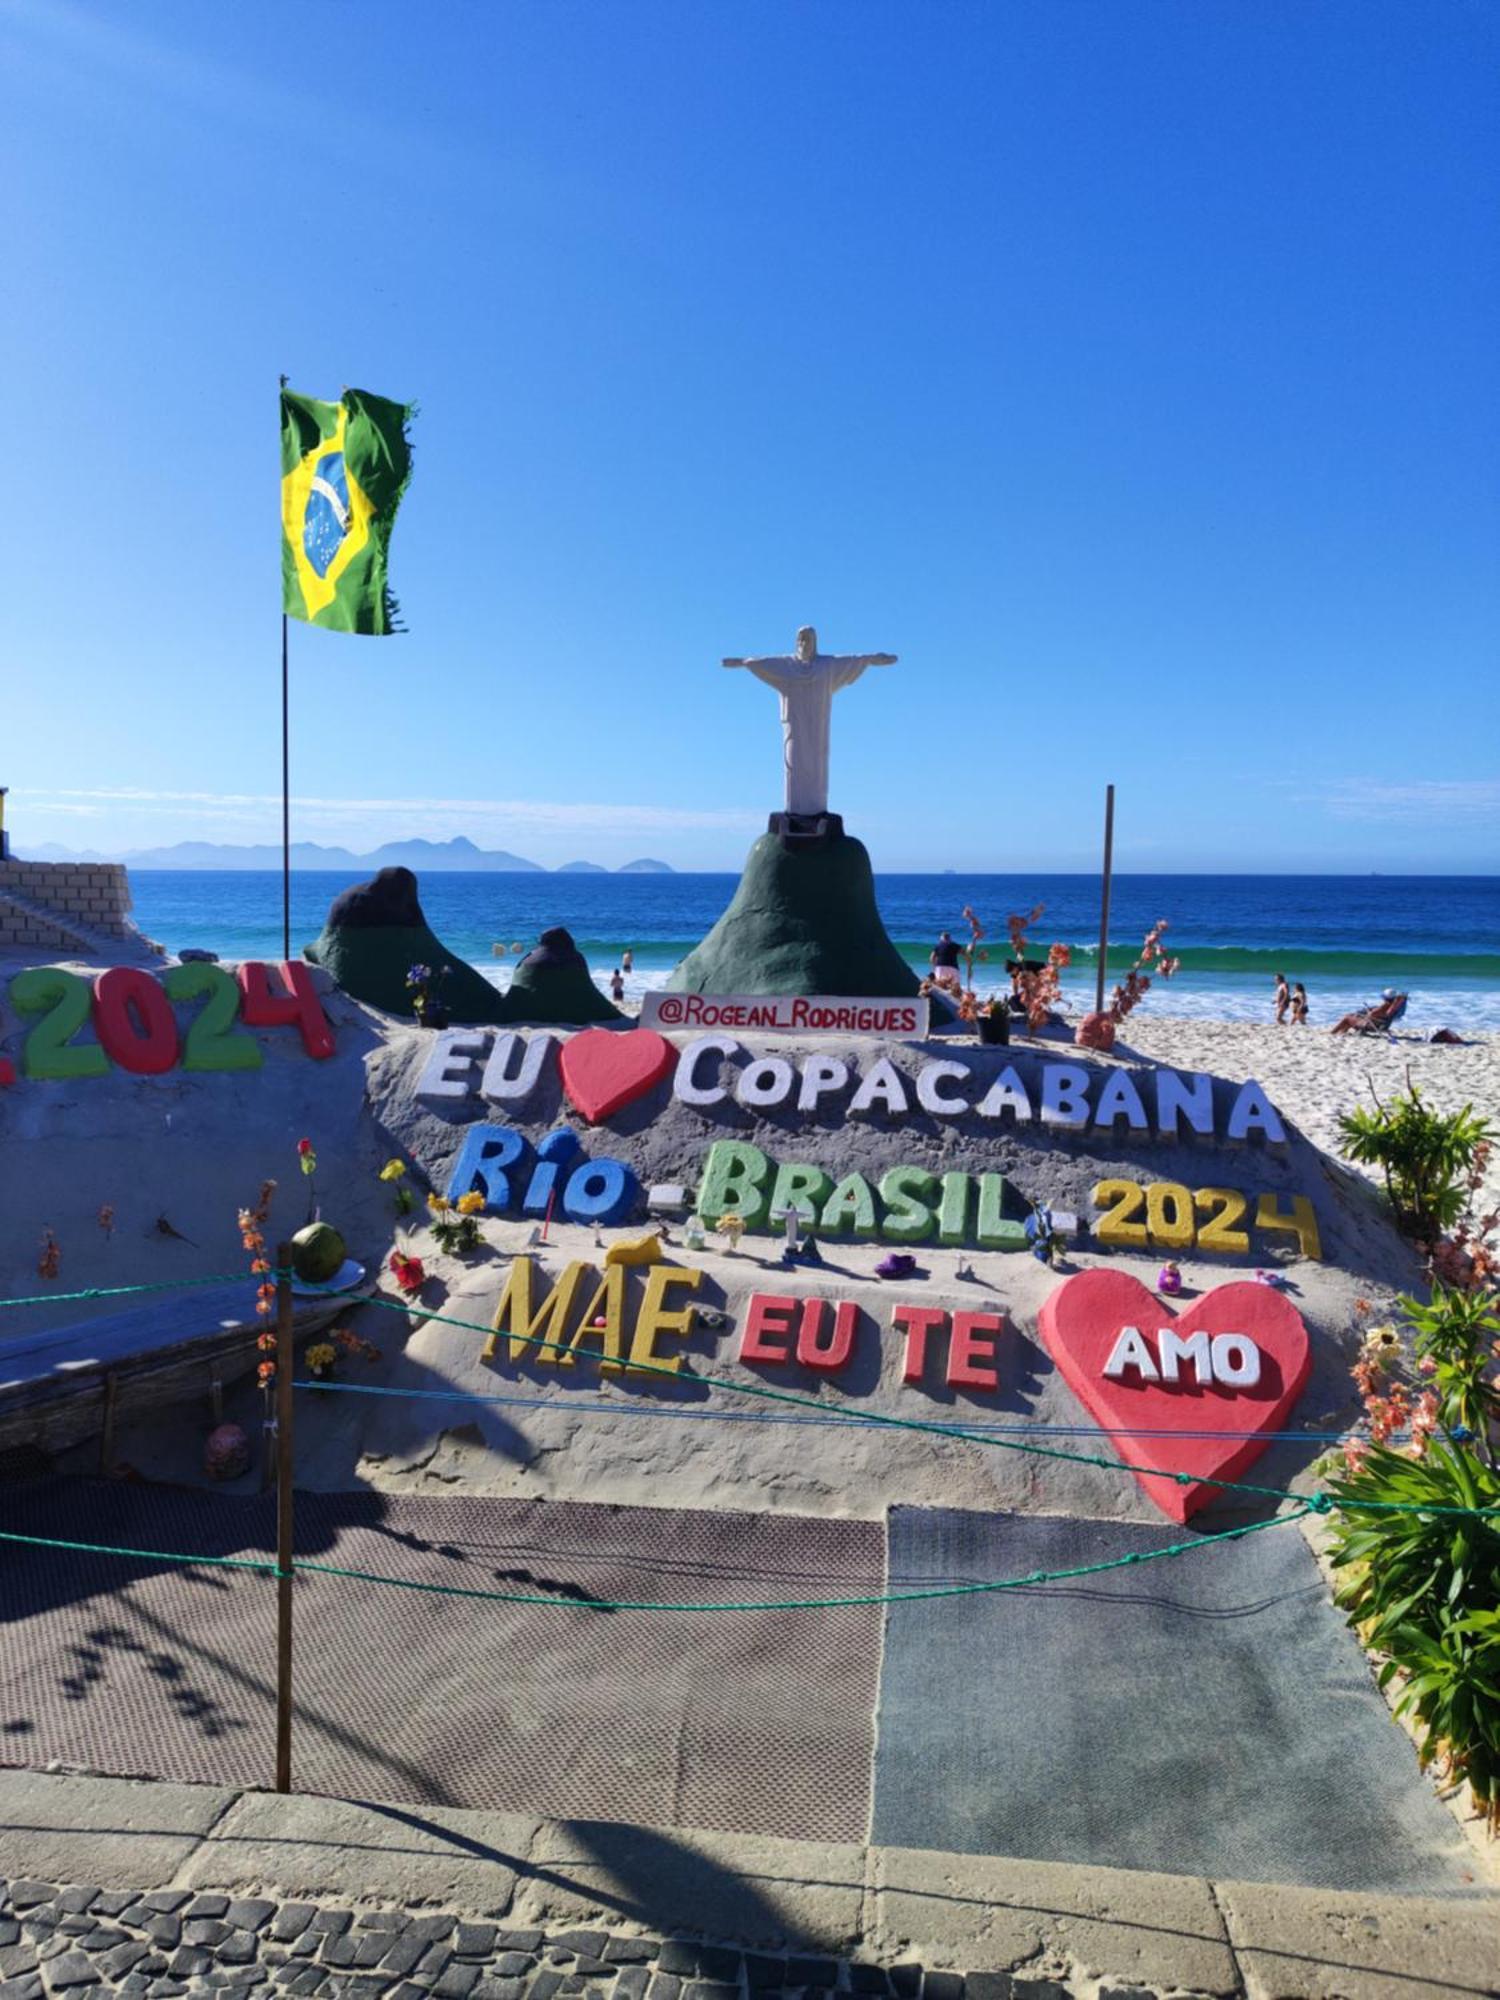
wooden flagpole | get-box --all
[274,1243,296,1793]
[1095,783,1115,1014]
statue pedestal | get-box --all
[767,810,844,850]
[666,816,919,999]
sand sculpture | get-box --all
[669,624,921,999]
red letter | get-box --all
[947,1311,1004,1391]
[740,1293,797,1364]
[796,1298,858,1373]
[237,960,335,1058]
[893,1305,948,1386]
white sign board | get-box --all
[641,992,929,1037]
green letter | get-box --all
[697,1139,771,1229]
[878,1165,939,1243]
[936,1171,971,1246]
[976,1173,1028,1251]
[769,1159,834,1226]
[820,1171,878,1239]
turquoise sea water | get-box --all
[122,870,1500,1033]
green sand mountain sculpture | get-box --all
[666,822,920,997]
[305,869,622,1025]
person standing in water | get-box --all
[1274,971,1290,1023]
[621,947,634,976]
[1291,982,1309,1025]
[609,967,626,1004]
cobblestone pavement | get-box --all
[0,1881,1113,2000]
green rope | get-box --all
[0,1527,284,1577]
[0,1269,286,1310]
[0,1509,1308,1614]
[0,1268,1491,1519]
[351,1288,1500,1520]
[296,1507,1309,1611]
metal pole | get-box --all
[281,615,291,963]
[1095,783,1115,1014]
[274,1244,295,1794]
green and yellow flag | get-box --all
[280,386,413,634]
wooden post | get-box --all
[1095,784,1116,1015]
[274,1244,296,1794]
[99,1370,118,1475]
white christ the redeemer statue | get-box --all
[722,625,897,817]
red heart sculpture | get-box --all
[559,1027,678,1124]
[1037,1269,1311,1523]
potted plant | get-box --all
[406,962,450,1029]
[977,995,1010,1046]
[1076,919,1180,1051]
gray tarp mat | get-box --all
[0,1482,881,1842]
[873,1506,1479,1893]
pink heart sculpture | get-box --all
[1037,1268,1312,1523]
[559,1027,678,1124]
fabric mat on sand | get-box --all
[0,1482,881,1843]
[872,1505,1479,1894]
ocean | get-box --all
[123,870,1500,1034]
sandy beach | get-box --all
[1123,1015,1500,1217]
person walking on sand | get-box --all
[930,930,963,997]
[1291,981,1308,1025]
[609,967,626,1005]
[622,947,634,975]
[1274,971,1290,1024]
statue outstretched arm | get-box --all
[724,655,800,692]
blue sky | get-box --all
[2,0,1496,872]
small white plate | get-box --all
[289,1258,366,1298]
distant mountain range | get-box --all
[20,837,675,875]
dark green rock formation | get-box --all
[305,867,506,1024]
[504,926,623,1024]
[305,872,622,1025]
[666,828,920,996]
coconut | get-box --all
[290,1220,346,1284]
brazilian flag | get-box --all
[280,387,414,634]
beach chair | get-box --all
[1359,992,1408,1035]
[1331,992,1408,1036]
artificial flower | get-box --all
[456,1191,485,1215]
[379,1159,407,1183]
[390,1250,426,1296]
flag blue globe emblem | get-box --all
[303,451,351,578]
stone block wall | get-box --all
[0,859,134,942]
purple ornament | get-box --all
[204,1422,250,1481]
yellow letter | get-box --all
[486,1257,590,1366]
[628,1265,703,1375]
[565,1264,628,1373]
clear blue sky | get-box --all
[3,0,1496,871]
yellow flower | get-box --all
[1362,1324,1400,1356]
[426,1193,452,1215]
[306,1342,336,1370]
[456,1191,485,1216]
[379,1159,407,1183]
